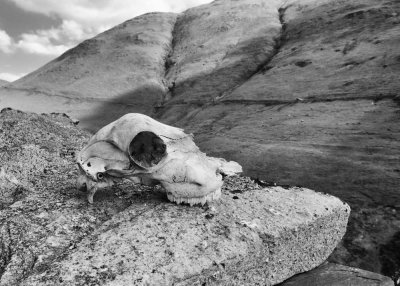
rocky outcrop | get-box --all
[0,109,350,285]
[0,0,399,278]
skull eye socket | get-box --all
[129,131,167,168]
[97,172,104,180]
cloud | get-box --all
[0,21,82,56]
[4,0,212,56]
[0,72,25,82]
[14,20,96,55]
[15,33,70,56]
[0,30,14,53]
[9,0,213,27]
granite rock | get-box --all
[0,110,350,285]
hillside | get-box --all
[3,12,176,129]
[0,0,399,279]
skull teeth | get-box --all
[166,188,221,206]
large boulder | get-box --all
[0,109,350,285]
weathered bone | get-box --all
[76,113,242,205]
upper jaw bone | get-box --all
[166,188,222,206]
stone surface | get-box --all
[27,186,349,286]
[0,0,399,278]
[0,109,350,285]
[279,262,394,286]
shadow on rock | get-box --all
[380,231,400,281]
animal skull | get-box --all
[76,113,242,206]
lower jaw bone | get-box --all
[166,188,222,206]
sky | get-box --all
[0,0,212,82]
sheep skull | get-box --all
[76,113,242,206]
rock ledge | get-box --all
[0,109,350,285]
